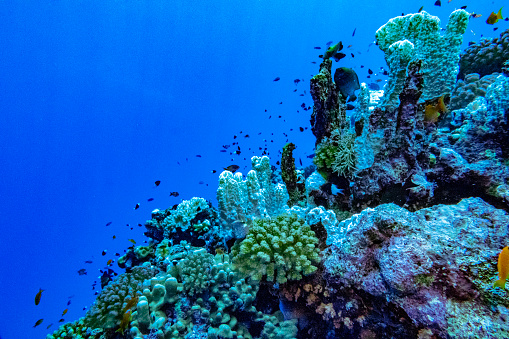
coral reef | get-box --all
[281,142,305,206]
[458,28,509,79]
[309,59,348,144]
[231,214,320,284]
[83,266,155,329]
[450,73,499,111]
[322,198,509,338]
[217,155,289,228]
[375,9,469,107]
[48,8,509,339]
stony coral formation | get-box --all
[459,28,509,79]
[83,266,154,329]
[375,9,469,107]
[450,73,500,110]
[177,248,215,295]
[231,214,320,284]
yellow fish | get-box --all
[424,95,448,123]
[486,8,503,25]
[494,246,509,289]
[35,288,44,305]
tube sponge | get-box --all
[231,214,320,284]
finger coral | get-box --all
[231,214,320,284]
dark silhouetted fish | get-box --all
[334,67,360,101]
[35,289,44,305]
[77,269,87,276]
[224,165,240,173]
[169,192,179,197]
[105,221,112,226]
[435,0,441,6]
[134,203,140,210]
[147,198,154,202]
[352,28,356,36]
[154,180,161,186]
[273,77,280,81]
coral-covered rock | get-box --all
[323,198,509,338]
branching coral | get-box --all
[217,155,289,227]
[231,213,320,284]
[84,266,154,329]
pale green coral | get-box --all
[161,197,209,236]
[375,9,469,107]
[177,248,215,295]
[192,219,211,233]
[231,214,320,284]
[155,239,171,260]
[217,155,289,226]
[84,266,154,329]
[134,245,154,260]
[46,318,104,339]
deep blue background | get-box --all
[0,0,505,337]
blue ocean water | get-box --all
[0,0,507,338]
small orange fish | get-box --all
[33,318,43,328]
[35,289,44,305]
[494,246,509,289]
[116,309,132,334]
[122,295,139,313]
[347,45,353,48]
[112,235,116,239]
[486,8,503,25]
[107,259,113,266]
[424,95,448,123]
[61,308,68,316]
[128,239,136,245]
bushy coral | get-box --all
[231,213,320,284]
[130,253,293,339]
[46,318,104,339]
[162,197,210,236]
[177,248,215,295]
[84,266,154,329]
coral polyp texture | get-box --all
[375,9,469,107]
[47,7,509,339]
[217,155,289,226]
[231,213,320,284]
